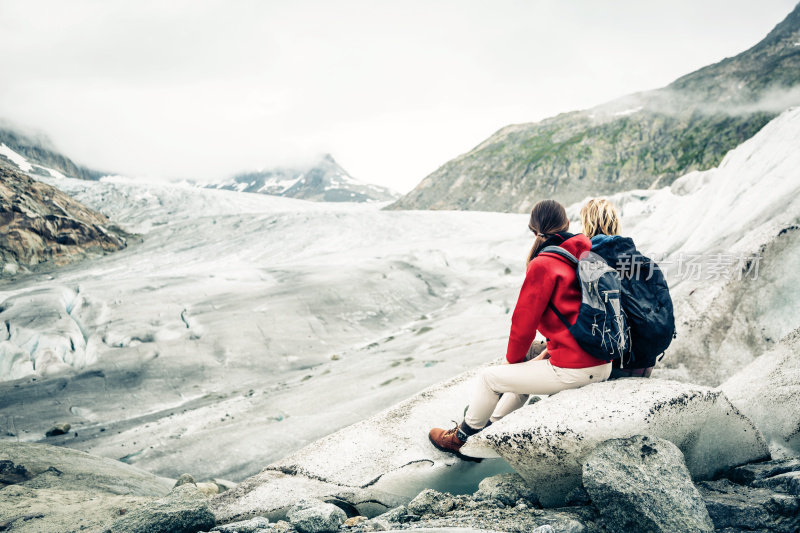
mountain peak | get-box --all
[206,155,398,203]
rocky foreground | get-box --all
[1,438,799,533]
[2,328,798,532]
[0,164,128,277]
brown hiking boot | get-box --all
[428,423,481,462]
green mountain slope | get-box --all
[389,3,800,213]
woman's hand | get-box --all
[532,348,549,361]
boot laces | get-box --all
[443,420,460,438]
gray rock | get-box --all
[726,457,800,485]
[287,498,346,533]
[473,472,538,506]
[753,471,800,495]
[582,435,714,533]
[461,379,769,507]
[372,505,406,523]
[0,459,31,485]
[406,489,457,517]
[698,478,800,533]
[564,486,591,506]
[174,473,196,487]
[45,423,71,437]
[105,484,216,533]
[0,442,175,532]
[212,516,270,532]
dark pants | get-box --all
[609,366,654,380]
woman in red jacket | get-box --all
[429,200,613,458]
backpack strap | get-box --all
[547,301,572,329]
[540,246,578,264]
[540,246,578,329]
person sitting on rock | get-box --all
[428,199,613,459]
[580,197,674,379]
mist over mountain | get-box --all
[203,154,399,203]
[0,126,104,182]
[389,3,800,213]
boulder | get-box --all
[460,378,769,506]
[719,328,800,456]
[211,516,270,532]
[105,483,216,533]
[753,471,800,495]
[725,457,800,485]
[406,488,457,517]
[698,479,800,533]
[174,473,196,487]
[473,473,538,506]
[287,498,346,533]
[0,442,176,532]
[45,423,71,437]
[583,435,714,533]
[0,441,172,496]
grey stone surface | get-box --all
[105,484,215,533]
[726,457,800,485]
[698,479,800,533]
[407,489,457,517]
[461,379,769,507]
[564,486,591,507]
[212,516,270,532]
[473,473,538,506]
[105,484,216,533]
[753,470,800,495]
[0,441,174,532]
[44,423,71,437]
[174,473,196,487]
[583,435,714,533]
[287,498,347,533]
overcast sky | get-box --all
[0,0,797,192]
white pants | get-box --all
[464,358,612,429]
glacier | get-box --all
[1,107,799,491]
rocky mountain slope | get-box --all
[389,2,800,212]
[0,126,104,181]
[205,154,398,203]
[0,163,127,277]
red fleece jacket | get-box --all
[506,234,608,368]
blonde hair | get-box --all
[580,198,620,239]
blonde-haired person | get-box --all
[580,198,675,379]
[428,199,613,459]
[580,198,620,239]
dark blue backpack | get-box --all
[590,236,676,369]
[541,246,629,362]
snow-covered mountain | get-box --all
[0,107,797,485]
[205,153,399,203]
[0,126,104,181]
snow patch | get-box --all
[0,143,32,171]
